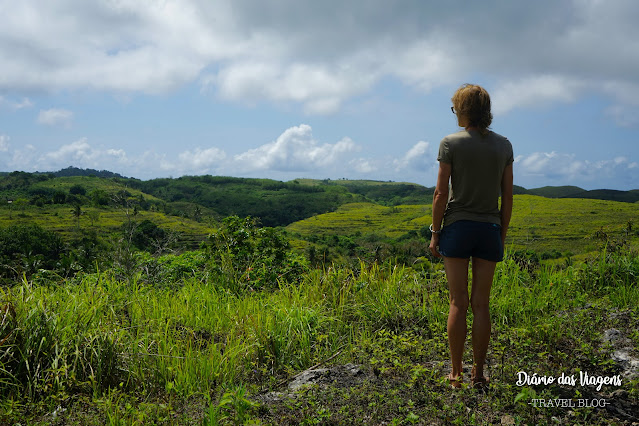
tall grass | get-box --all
[1,248,637,423]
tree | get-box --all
[71,203,83,229]
[87,210,100,227]
[69,184,86,196]
[193,205,202,222]
[89,189,110,206]
[13,198,29,215]
[53,190,66,204]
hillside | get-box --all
[0,169,637,257]
[295,178,433,206]
[527,185,584,198]
[0,169,638,424]
[562,188,639,203]
[125,175,364,227]
[287,195,638,257]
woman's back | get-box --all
[438,129,513,226]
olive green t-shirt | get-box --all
[437,129,514,226]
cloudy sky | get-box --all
[1,0,638,190]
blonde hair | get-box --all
[451,84,493,133]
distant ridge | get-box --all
[51,166,128,179]
[1,167,636,204]
[527,186,584,198]
[560,189,639,203]
[512,185,639,203]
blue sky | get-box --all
[0,1,638,190]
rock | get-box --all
[612,349,639,380]
[500,414,515,424]
[603,328,625,344]
[256,363,375,404]
[601,329,639,381]
[288,368,330,391]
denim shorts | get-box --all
[438,220,503,262]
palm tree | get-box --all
[71,203,82,229]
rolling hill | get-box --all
[0,168,637,258]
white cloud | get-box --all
[605,105,639,128]
[0,96,33,110]
[233,124,359,172]
[6,138,130,173]
[350,158,376,174]
[211,61,378,114]
[42,138,120,166]
[159,147,227,175]
[393,141,432,172]
[0,1,637,117]
[492,75,584,115]
[37,108,74,127]
[515,151,639,188]
[0,135,9,152]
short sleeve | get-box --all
[505,140,514,166]
[437,138,451,163]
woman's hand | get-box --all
[429,233,442,258]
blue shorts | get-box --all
[438,220,503,262]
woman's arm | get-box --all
[500,163,514,245]
[429,162,451,257]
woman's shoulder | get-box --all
[441,130,471,143]
[487,130,510,143]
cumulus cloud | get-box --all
[515,151,639,188]
[234,124,359,172]
[350,158,376,174]
[393,141,433,172]
[157,147,227,175]
[41,138,127,168]
[5,138,130,173]
[37,108,74,127]
[1,1,638,116]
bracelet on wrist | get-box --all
[429,224,441,234]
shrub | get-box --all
[206,216,308,291]
[0,224,65,280]
[69,184,86,196]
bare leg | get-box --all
[443,257,470,380]
[470,257,497,380]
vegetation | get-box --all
[126,176,364,227]
[0,169,637,424]
[0,243,637,424]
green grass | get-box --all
[30,176,159,199]
[0,204,215,242]
[1,181,639,424]
[507,195,638,254]
[287,195,639,256]
[287,202,430,240]
[1,248,638,424]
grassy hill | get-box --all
[126,175,364,227]
[287,202,429,240]
[0,204,214,242]
[287,195,638,256]
[1,169,638,424]
[507,194,637,254]
[2,232,637,425]
[527,185,584,198]
[1,170,638,259]
[295,178,433,206]
[562,189,639,203]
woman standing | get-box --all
[429,84,514,389]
